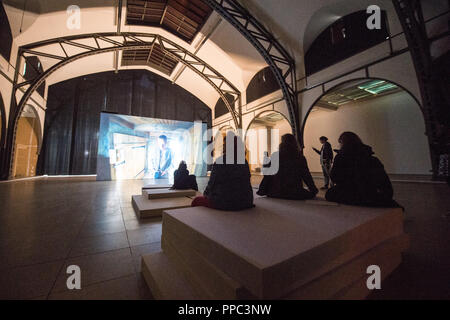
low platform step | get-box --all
[186,191,204,199]
[144,189,198,199]
[142,184,173,191]
[142,252,209,300]
[284,234,408,299]
[162,197,405,298]
[143,235,406,300]
[132,195,192,219]
[160,227,407,300]
[304,196,339,206]
[162,230,255,300]
[331,246,403,300]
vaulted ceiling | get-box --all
[126,0,212,42]
[313,79,401,113]
[121,42,179,75]
[3,0,268,108]
[2,0,428,109]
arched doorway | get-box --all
[213,125,235,162]
[302,78,431,176]
[245,111,292,174]
[12,105,41,178]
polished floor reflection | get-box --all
[0,177,449,299]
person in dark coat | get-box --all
[313,136,334,189]
[257,134,319,200]
[325,132,399,207]
[171,161,198,191]
[191,132,254,211]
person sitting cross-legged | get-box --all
[257,133,319,200]
[325,131,400,208]
[191,132,254,211]
[171,161,198,191]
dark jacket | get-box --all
[203,156,254,211]
[314,142,333,163]
[172,169,198,191]
[325,144,398,207]
[257,151,318,200]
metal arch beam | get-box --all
[392,0,442,179]
[156,37,241,126]
[15,33,241,126]
[202,0,300,140]
[4,32,242,179]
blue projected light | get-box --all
[96,113,207,181]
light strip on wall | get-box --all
[365,83,398,94]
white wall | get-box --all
[303,90,432,175]
[245,116,292,171]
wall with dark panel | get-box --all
[305,10,389,76]
[246,67,280,105]
[0,93,5,150]
[24,56,46,98]
[0,3,12,62]
[38,70,212,175]
[214,93,235,119]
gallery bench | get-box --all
[131,195,193,219]
[143,188,198,199]
[133,187,198,219]
[142,183,173,192]
[141,197,408,299]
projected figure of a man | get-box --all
[155,135,173,179]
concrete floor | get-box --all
[0,176,449,299]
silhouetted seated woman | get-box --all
[325,132,399,207]
[257,134,319,200]
[191,133,254,210]
[171,161,198,191]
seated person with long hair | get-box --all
[191,132,254,211]
[257,133,318,200]
[325,131,399,207]
[171,161,198,191]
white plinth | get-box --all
[131,195,193,219]
[144,189,198,199]
[161,197,405,298]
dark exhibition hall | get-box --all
[0,0,449,307]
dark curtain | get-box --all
[0,3,12,62]
[38,70,212,175]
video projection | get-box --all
[97,113,207,181]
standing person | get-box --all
[313,136,333,190]
[191,132,254,211]
[257,134,318,199]
[154,135,173,179]
[325,132,399,207]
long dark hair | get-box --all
[223,132,246,164]
[338,132,364,153]
[279,134,300,159]
[178,161,187,171]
